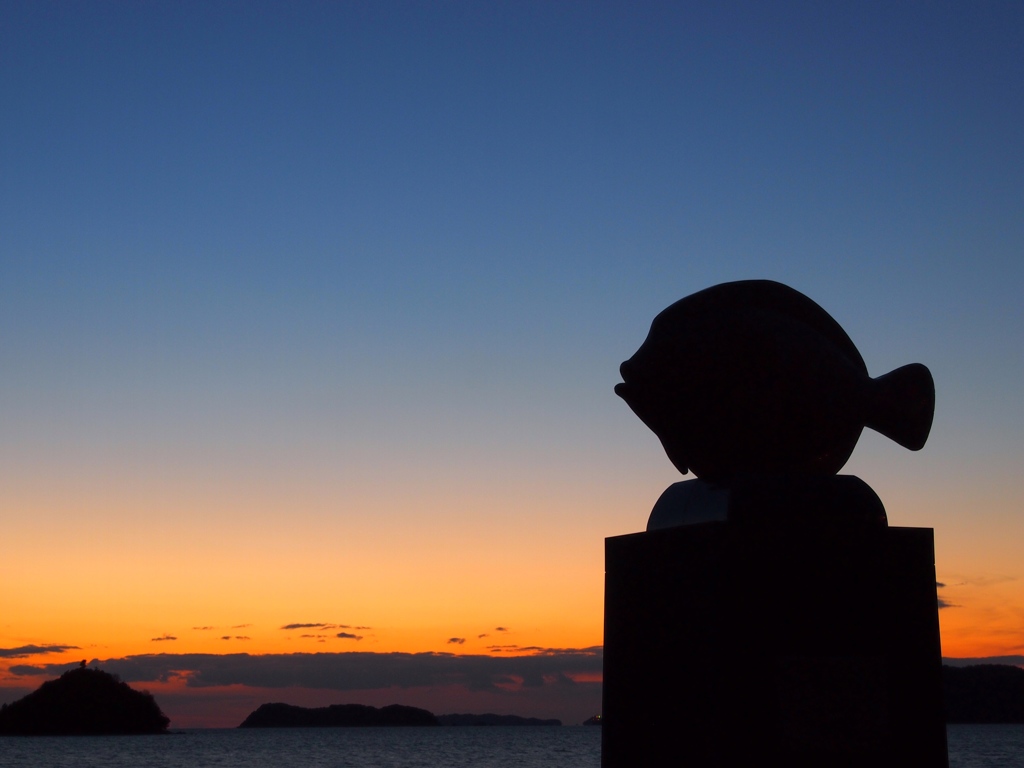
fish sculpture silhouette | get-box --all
[616,281,934,527]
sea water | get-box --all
[946,724,1024,768]
[0,727,599,768]
[0,724,1020,767]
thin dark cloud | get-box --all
[151,635,177,642]
[447,638,466,645]
[8,648,604,694]
[336,633,363,641]
[936,582,958,609]
[969,576,1016,587]
[231,625,251,629]
[477,634,489,639]
[193,626,216,631]
[8,665,57,675]
[0,644,80,659]
[495,627,508,632]
[942,576,1017,588]
[282,623,333,630]
[220,636,250,641]
[0,686,33,708]
[485,645,576,654]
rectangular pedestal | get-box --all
[602,523,947,768]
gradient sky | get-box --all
[2,1,1022,727]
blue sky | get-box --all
[2,0,1023,724]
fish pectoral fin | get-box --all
[865,363,935,451]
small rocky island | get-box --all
[0,665,169,735]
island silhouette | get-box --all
[943,664,1024,723]
[239,702,438,728]
[238,702,562,728]
[0,665,169,735]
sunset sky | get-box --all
[2,1,1022,728]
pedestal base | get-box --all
[602,523,947,767]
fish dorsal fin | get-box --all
[866,363,935,451]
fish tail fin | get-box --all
[866,363,935,451]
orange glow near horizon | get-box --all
[0,494,607,689]
[937,579,1024,659]
[4,466,1023,731]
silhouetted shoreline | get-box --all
[0,666,169,735]
[239,702,438,728]
[944,664,1024,723]
[238,702,563,728]
[5,663,1021,735]
[436,713,562,726]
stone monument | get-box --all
[603,280,946,767]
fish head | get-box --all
[615,307,719,477]
[616,281,873,481]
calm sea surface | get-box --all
[0,724,1020,767]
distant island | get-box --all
[436,713,561,726]
[238,702,562,728]
[0,665,169,735]
[13,662,1015,735]
[944,664,1024,723]
[237,664,1024,729]
[239,702,439,728]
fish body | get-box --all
[615,280,934,483]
